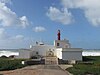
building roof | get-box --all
[62,48,83,52]
[19,49,32,51]
[32,44,55,47]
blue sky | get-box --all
[0,0,100,49]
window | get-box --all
[57,43,60,46]
[36,52,38,55]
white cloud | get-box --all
[0,0,11,4]
[15,35,24,39]
[46,7,73,25]
[0,36,30,49]
[0,28,8,39]
[19,16,29,28]
[33,26,46,32]
[11,35,24,41]
[0,28,31,48]
[0,28,24,40]
[61,0,100,26]
[0,1,29,28]
[0,0,31,48]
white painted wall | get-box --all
[54,40,70,48]
[31,45,56,56]
[62,48,82,61]
[30,51,38,57]
[18,49,31,59]
[56,48,63,59]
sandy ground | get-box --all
[0,65,72,75]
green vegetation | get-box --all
[0,58,26,71]
[67,56,100,75]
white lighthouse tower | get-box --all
[54,30,71,48]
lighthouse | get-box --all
[57,30,61,40]
[54,30,71,48]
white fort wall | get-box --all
[56,48,63,59]
[17,49,31,59]
[62,48,82,61]
[30,45,56,56]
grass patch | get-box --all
[0,58,27,71]
[67,56,100,75]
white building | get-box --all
[17,30,82,61]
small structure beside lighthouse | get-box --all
[17,30,82,64]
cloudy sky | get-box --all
[0,0,100,49]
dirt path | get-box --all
[0,65,72,75]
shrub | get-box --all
[0,59,26,71]
[67,56,100,75]
[0,55,8,58]
[9,55,15,58]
